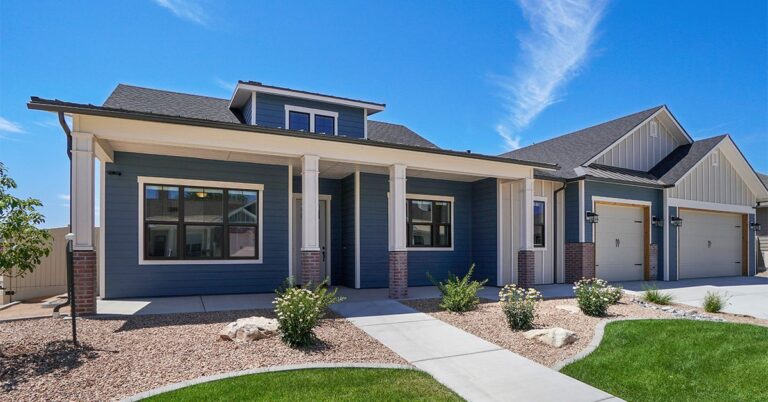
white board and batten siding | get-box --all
[670,149,756,207]
[498,179,562,286]
[594,117,682,171]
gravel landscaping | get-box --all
[403,296,768,368]
[0,310,405,402]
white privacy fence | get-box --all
[1,227,99,304]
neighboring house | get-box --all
[27,82,768,314]
[757,173,768,270]
[502,106,768,282]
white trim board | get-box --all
[667,198,755,214]
[136,176,264,265]
[284,105,339,135]
[405,193,455,252]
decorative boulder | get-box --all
[555,305,581,314]
[523,327,577,348]
[220,317,279,342]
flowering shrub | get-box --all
[273,277,344,347]
[498,284,542,330]
[573,278,620,317]
[428,264,488,312]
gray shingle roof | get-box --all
[758,173,768,189]
[650,134,727,184]
[102,84,434,148]
[367,120,438,149]
[501,106,664,179]
[104,84,243,124]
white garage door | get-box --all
[679,210,742,279]
[595,204,645,281]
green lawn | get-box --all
[144,368,463,402]
[561,320,768,402]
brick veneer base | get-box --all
[517,250,535,288]
[649,243,658,280]
[73,250,97,315]
[389,251,408,299]
[300,250,322,285]
[565,242,595,283]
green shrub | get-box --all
[642,284,673,305]
[703,291,728,313]
[273,277,344,347]
[498,284,542,330]
[604,285,624,305]
[573,278,617,317]
[428,264,488,312]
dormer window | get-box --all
[285,105,338,135]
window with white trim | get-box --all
[711,151,719,167]
[144,184,260,260]
[285,105,338,135]
[406,198,452,248]
[533,200,546,248]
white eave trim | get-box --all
[584,106,693,167]
[230,83,385,113]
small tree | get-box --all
[0,163,52,278]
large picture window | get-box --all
[144,183,260,261]
[534,200,546,248]
[407,198,452,248]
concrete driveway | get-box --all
[620,276,768,319]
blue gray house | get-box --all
[27,82,768,313]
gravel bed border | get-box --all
[120,363,417,401]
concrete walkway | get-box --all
[332,300,618,402]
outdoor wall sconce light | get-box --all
[586,211,599,224]
[652,216,664,227]
[751,222,762,232]
[670,216,683,227]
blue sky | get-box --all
[1,0,766,228]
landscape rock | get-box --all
[523,327,577,348]
[555,305,581,314]
[220,316,279,342]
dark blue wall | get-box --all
[341,174,356,287]
[242,96,253,124]
[406,177,473,286]
[471,178,498,285]
[585,181,664,281]
[668,206,678,280]
[358,173,389,288]
[254,93,365,138]
[564,183,581,243]
[292,177,343,285]
[104,152,289,298]
[749,213,756,276]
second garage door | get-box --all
[679,209,742,279]
[595,203,645,281]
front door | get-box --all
[293,198,330,284]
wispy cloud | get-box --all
[35,118,61,129]
[214,77,235,93]
[58,194,71,202]
[496,0,608,150]
[0,116,24,133]
[153,0,209,26]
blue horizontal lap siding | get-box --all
[471,178,497,285]
[341,174,356,287]
[293,177,343,285]
[584,181,665,281]
[407,178,473,286]
[749,214,756,276]
[358,173,389,288]
[669,206,678,280]
[242,96,253,124]
[254,93,365,138]
[564,183,581,243]
[104,152,289,298]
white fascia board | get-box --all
[584,106,692,166]
[231,82,386,113]
[667,198,755,214]
[79,115,537,180]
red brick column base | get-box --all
[565,242,595,283]
[517,250,536,288]
[73,250,97,315]
[300,250,322,285]
[389,251,408,299]
[649,243,658,280]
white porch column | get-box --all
[388,164,407,251]
[300,155,321,285]
[71,132,95,251]
[301,155,320,251]
[517,177,535,287]
[388,164,408,298]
